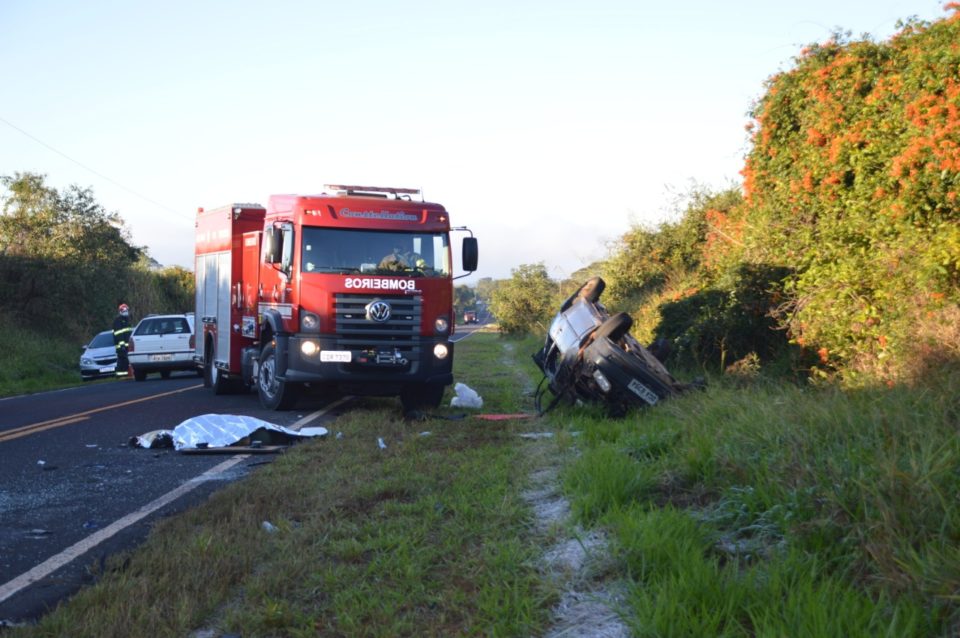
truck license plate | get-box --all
[150,354,173,362]
[320,350,352,363]
[627,378,659,405]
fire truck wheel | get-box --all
[258,341,300,410]
[593,312,633,343]
[204,342,234,395]
[560,276,606,312]
[400,383,445,412]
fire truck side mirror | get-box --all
[263,226,282,264]
[462,237,478,272]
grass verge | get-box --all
[0,317,89,397]
[560,370,960,636]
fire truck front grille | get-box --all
[333,294,423,357]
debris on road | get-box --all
[450,382,483,408]
[26,529,52,539]
[130,430,173,449]
[378,437,387,450]
[130,414,328,453]
[474,413,535,421]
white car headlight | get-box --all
[592,369,612,393]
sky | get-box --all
[0,0,948,284]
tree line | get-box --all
[0,172,194,343]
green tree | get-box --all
[0,172,143,338]
[475,277,495,304]
[0,172,193,341]
[488,263,556,335]
[453,284,476,322]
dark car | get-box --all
[80,330,118,379]
[533,277,695,414]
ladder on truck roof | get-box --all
[324,184,421,200]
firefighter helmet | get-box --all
[118,303,129,314]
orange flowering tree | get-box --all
[740,10,960,380]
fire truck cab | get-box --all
[194,185,478,411]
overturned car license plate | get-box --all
[627,378,659,405]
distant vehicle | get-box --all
[128,313,200,381]
[463,310,478,324]
[79,330,118,380]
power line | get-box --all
[0,114,193,223]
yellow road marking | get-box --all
[0,384,203,444]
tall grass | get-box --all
[560,369,960,635]
[0,315,88,397]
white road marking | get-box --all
[289,396,352,431]
[0,455,248,606]
[451,326,484,342]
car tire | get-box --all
[257,340,299,410]
[593,312,633,342]
[560,276,606,312]
[160,371,171,379]
[133,368,147,382]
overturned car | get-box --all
[533,277,697,414]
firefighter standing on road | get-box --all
[113,303,133,377]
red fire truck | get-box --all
[194,185,478,411]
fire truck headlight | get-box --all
[300,311,320,333]
[434,317,449,334]
[433,343,449,360]
[300,340,320,357]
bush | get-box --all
[488,263,556,335]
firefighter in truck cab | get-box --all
[193,185,478,412]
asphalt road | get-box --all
[0,372,346,625]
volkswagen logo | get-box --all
[365,300,392,323]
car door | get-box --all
[166,317,191,356]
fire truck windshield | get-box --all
[301,228,451,277]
